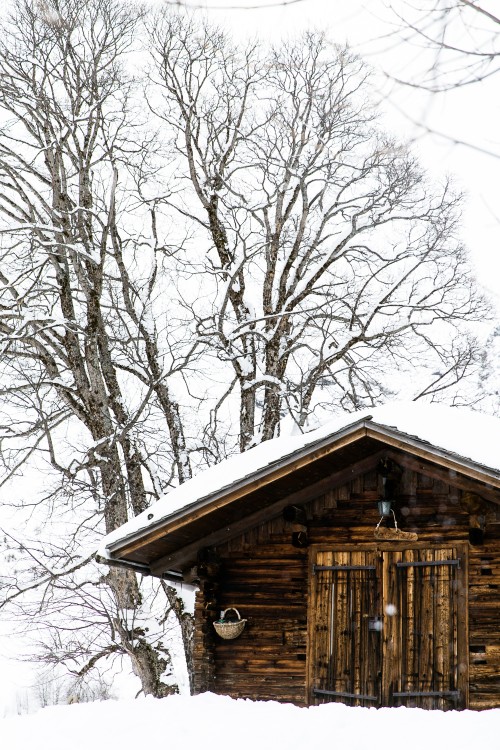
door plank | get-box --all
[391,546,464,710]
[310,544,467,710]
[311,549,379,706]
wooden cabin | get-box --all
[100,404,500,711]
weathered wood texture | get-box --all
[211,526,308,705]
[308,545,468,711]
[192,579,218,694]
[468,533,500,709]
[191,463,500,709]
[310,549,381,707]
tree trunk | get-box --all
[162,582,195,694]
[239,382,257,452]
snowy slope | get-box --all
[99,402,500,554]
[2,693,500,750]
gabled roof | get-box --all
[97,403,500,580]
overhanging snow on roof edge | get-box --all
[364,423,500,485]
[103,418,372,555]
[101,403,500,559]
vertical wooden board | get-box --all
[382,548,402,705]
[457,545,469,709]
[337,484,350,502]
[434,549,449,699]
[351,476,363,495]
[364,550,380,704]
[323,489,338,512]
[309,550,332,702]
[352,552,367,703]
[430,549,442,705]
[362,469,378,492]
[448,547,458,703]
[401,468,417,498]
[345,551,371,704]
[362,552,381,703]
[320,552,334,698]
[408,549,419,696]
[334,552,350,697]
[352,554,362,701]
[325,550,341,699]
[419,548,435,698]
[358,559,369,701]
[306,548,319,703]
[308,548,380,706]
[402,549,417,698]
[398,550,409,698]
[372,551,384,702]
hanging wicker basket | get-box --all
[213,608,247,640]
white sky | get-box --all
[1,0,499,714]
[186,0,500,308]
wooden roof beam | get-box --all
[370,427,500,489]
[384,450,500,504]
[149,450,388,575]
[110,426,370,559]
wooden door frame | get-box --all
[306,542,469,708]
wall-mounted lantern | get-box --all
[283,504,308,548]
[376,458,399,525]
[377,499,393,517]
[374,458,418,542]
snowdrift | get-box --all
[2,692,500,750]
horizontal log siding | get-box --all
[191,465,500,709]
[468,530,500,709]
[212,536,308,704]
[192,581,217,694]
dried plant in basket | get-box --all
[213,608,247,640]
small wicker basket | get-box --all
[213,608,247,640]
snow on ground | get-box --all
[2,692,500,750]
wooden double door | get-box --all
[309,546,467,710]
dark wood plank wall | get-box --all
[469,533,500,709]
[209,520,308,704]
[192,464,500,709]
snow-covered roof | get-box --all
[99,402,500,559]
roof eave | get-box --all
[105,418,373,557]
[365,424,500,487]
[105,417,500,562]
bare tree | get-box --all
[383,1,500,411]
[0,0,194,697]
[148,16,486,452]
[0,2,490,699]
[380,0,500,163]
[390,0,500,92]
